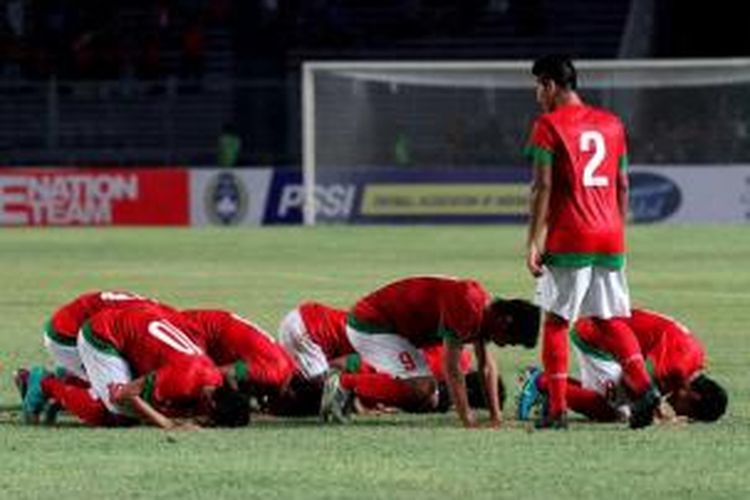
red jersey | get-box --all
[85,306,209,376]
[574,308,704,392]
[47,291,166,345]
[182,309,296,392]
[421,344,473,381]
[84,306,220,408]
[350,276,491,347]
[525,103,628,267]
[298,301,352,359]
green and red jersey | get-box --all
[525,103,628,268]
[298,301,353,360]
[573,308,705,392]
[84,306,221,408]
[182,309,296,392]
[349,276,491,347]
[47,290,166,346]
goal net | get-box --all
[302,59,750,224]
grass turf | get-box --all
[0,225,748,499]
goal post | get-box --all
[302,58,750,225]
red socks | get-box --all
[41,376,111,426]
[538,375,619,421]
[592,318,653,395]
[340,372,427,410]
[542,317,569,416]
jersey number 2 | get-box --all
[148,320,203,355]
[580,131,608,187]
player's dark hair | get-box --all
[488,298,541,348]
[210,384,250,427]
[688,374,728,422]
[532,54,577,90]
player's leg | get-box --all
[570,338,629,421]
[581,267,660,428]
[43,321,88,380]
[277,308,329,381]
[77,323,135,418]
[534,265,591,427]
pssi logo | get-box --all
[204,171,248,225]
[278,184,356,220]
[629,172,681,223]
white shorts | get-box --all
[44,333,88,380]
[278,308,329,379]
[78,332,133,416]
[345,326,431,379]
[534,265,631,321]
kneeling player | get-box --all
[277,301,498,415]
[321,276,540,428]
[182,308,297,399]
[25,306,249,429]
[518,308,728,424]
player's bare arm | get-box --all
[527,163,552,277]
[442,337,476,428]
[109,377,190,431]
[473,340,502,426]
[617,169,629,221]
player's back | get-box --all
[183,309,291,367]
[628,309,704,387]
[50,290,165,339]
[541,103,627,257]
[351,276,488,346]
[86,305,207,376]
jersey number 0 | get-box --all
[148,320,204,355]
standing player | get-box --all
[321,276,540,427]
[518,308,728,423]
[524,55,659,429]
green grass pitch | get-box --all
[0,225,748,499]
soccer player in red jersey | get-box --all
[182,309,297,398]
[277,301,485,415]
[524,55,659,429]
[320,275,540,428]
[25,306,249,429]
[518,308,727,423]
[42,290,166,380]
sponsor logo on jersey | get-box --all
[629,172,681,223]
[204,171,248,225]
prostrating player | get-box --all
[277,301,494,415]
[24,306,249,429]
[518,308,728,424]
[17,290,171,423]
[524,54,659,429]
[320,275,540,428]
[181,309,297,398]
[41,290,166,379]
